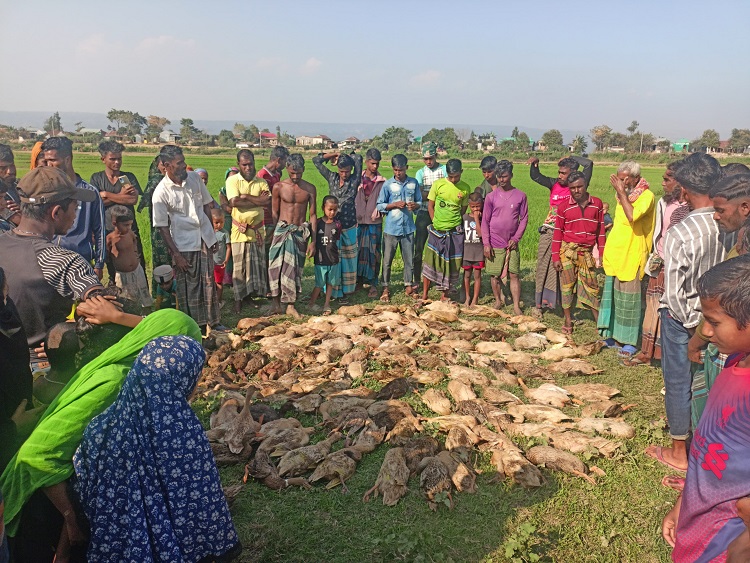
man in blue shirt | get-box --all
[376,154,421,301]
[42,137,106,279]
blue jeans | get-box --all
[660,309,693,440]
[382,233,414,287]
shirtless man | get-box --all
[268,153,317,318]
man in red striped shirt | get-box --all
[552,171,607,334]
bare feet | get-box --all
[493,300,503,310]
[380,289,390,303]
[233,301,242,314]
[513,305,523,316]
[286,304,302,319]
[368,286,378,298]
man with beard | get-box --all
[152,145,220,332]
[225,149,271,313]
[89,141,145,279]
[527,154,593,318]
[269,154,316,318]
[624,162,689,367]
[0,145,21,229]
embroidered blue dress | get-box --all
[73,336,240,562]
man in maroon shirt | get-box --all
[257,146,290,261]
[552,171,607,334]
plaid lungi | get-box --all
[559,241,599,310]
[691,343,727,427]
[422,225,464,292]
[232,238,268,301]
[174,244,220,327]
[535,227,560,309]
[639,270,665,360]
[597,275,643,346]
[356,223,382,287]
[268,221,309,304]
[333,225,357,298]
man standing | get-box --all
[414,142,447,288]
[648,153,729,472]
[598,161,656,357]
[376,154,421,301]
[551,171,607,333]
[225,149,271,313]
[0,144,21,227]
[313,151,362,302]
[269,154,317,318]
[257,146,289,261]
[89,140,144,279]
[527,155,593,318]
[481,160,529,315]
[355,148,386,297]
[152,145,219,332]
[42,137,106,280]
[476,155,498,198]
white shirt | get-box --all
[152,171,217,252]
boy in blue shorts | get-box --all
[662,255,750,561]
[308,196,341,314]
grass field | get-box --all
[14,152,678,562]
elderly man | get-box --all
[226,149,271,313]
[356,148,386,297]
[597,161,655,358]
[624,162,689,367]
[414,142,447,288]
[152,145,219,332]
[527,155,594,318]
[313,151,362,302]
[43,137,106,279]
[89,140,144,279]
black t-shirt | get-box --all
[463,213,484,262]
[89,171,142,232]
[315,220,342,266]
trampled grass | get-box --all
[15,152,678,561]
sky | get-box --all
[1,0,748,140]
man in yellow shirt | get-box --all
[598,161,656,359]
[225,149,271,313]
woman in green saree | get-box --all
[0,308,201,558]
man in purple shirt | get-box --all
[480,161,528,314]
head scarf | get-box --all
[0,309,201,536]
[29,142,44,170]
[194,167,207,176]
[422,142,437,157]
[137,155,165,213]
[73,335,239,562]
[225,166,239,180]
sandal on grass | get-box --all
[661,475,685,492]
[380,290,390,303]
[617,345,638,359]
[622,353,651,367]
[644,445,687,473]
[322,305,332,316]
[368,287,379,298]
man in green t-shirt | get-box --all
[421,159,471,301]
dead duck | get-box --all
[243,450,311,491]
[362,447,410,506]
[375,378,414,400]
[210,398,241,429]
[402,436,441,477]
[351,420,387,454]
[224,386,264,454]
[277,432,343,477]
[308,448,363,492]
[525,445,596,485]
[325,406,370,438]
[418,456,453,511]
[517,379,571,408]
[261,426,315,455]
[436,450,477,493]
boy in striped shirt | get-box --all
[551,171,607,334]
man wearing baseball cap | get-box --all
[0,167,134,365]
[413,142,447,288]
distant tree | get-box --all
[232,123,246,138]
[729,128,750,152]
[589,125,612,151]
[246,124,260,143]
[657,138,672,152]
[609,132,628,148]
[570,135,587,153]
[145,115,170,138]
[380,126,413,150]
[691,129,720,151]
[516,131,531,151]
[280,131,296,147]
[276,125,282,140]
[541,129,564,150]
[423,127,461,151]
[624,132,654,153]
[217,129,236,147]
[44,112,63,135]
[179,118,200,143]
[106,109,131,132]
[124,112,147,136]
[74,121,84,133]
[511,126,520,139]
[627,120,639,135]
[468,130,478,148]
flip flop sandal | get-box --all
[661,475,685,492]
[368,287,379,298]
[322,306,332,316]
[380,291,391,303]
[622,354,650,367]
[617,345,638,360]
[644,445,687,473]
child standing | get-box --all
[602,202,614,233]
[308,196,341,314]
[106,205,153,312]
[662,255,750,562]
[462,193,484,307]
[481,161,528,314]
[211,208,231,308]
[153,264,178,310]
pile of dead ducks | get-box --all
[200,301,636,510]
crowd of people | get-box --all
[0,135,750,561]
